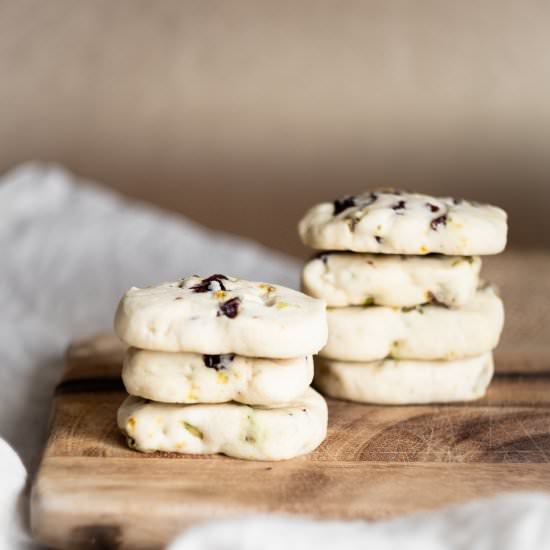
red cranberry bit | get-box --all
[203,354,235,370]
[391,200,406,213]
[217,297,241,318]
[191,274,228,293]
[430,215,448,231]
[333,196,356,215]
[426,203,439,213]
[203,354,221,369]
[365,192,379,205]
[375,236,383,243]
[190,281,212,292]
[315,252,330,265]
[204,274,228,283]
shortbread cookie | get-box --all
[122,348,313,406]
[118,387,328,460]
[298,190,507,255]
[302,252,481,307]
[321,285,504,361]
[314,353,494,404]
[115,275,327,358]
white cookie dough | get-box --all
[118,388,328,460]
[122,348,314,406]
[314,353,494,404]
[321,285,504,361]
[115,275,327,358]
[302,253,481,307]
[298,190,507,255]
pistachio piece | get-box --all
[363,296,375,307]
[182,421,204,440]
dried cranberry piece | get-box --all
[190,274,228,293]
[333,196,356,215]
[375,236,383,243]
[203,353,235,370]
[315,252,330,265]
[204,274,228,283]
[217,297,241,318]
[365,192,379,205]
[391,200,406,213]
[426,203,439,213]
[190,282,212,292]
[430,215,448,231]
[203,354,221,369]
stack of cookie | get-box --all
[298,190,507,404]
[114,274,328,460]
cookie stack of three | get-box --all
[114,275,329,460]
[299,190,508,404]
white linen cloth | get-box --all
[0,164,548,549]
[169,494,550,550]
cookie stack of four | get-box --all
[299,190,507,404]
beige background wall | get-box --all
[1,1,549,257]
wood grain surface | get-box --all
[31,334,550,549]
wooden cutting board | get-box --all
[31,334,550,550]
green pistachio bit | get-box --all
[402,305,423,313]
[363,296,375,307]
[243,413,257,444]
[183,421,204,439]
[453,256,475,266]
[127,436,137,450]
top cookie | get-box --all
[298,190,507,255]
[114,274,327,358]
